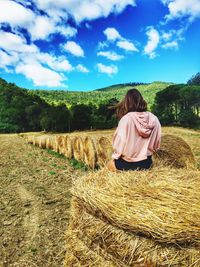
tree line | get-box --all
[0,74,199,133]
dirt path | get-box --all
[0,134,83,267]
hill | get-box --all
[29,81,172,109]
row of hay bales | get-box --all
[26,133,196,170]
[27,133,113,169]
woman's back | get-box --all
[112,111,161,162]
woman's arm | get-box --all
[112,116,129,159]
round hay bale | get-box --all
[38,135,47,149]
[53,135,62,153]
[69,199,200,267]
[64,135,73,159]
[83,137,97,169]
[34,136,40,147]
[72,167,200,245]
[46,136,55,150]
[27,135,34,144]
[94,137,113,168]
[73,136,83,162]
[153,134,196,169]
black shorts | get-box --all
[114,156,153,171]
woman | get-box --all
[107,88,161,171]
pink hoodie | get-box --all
[112,111,161,162]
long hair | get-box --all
[113,88,147,119]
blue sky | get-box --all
[0,0,200,91]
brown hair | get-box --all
[114,88,147,119]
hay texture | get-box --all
[65,167,200,267]
[68,199,200,267]
[64,135,73,159]
[154,134,196,169]
[94,136,113,168]
[64,230,117,267]
[72,168,200,245]
[38,135,47,149]
[83,137,97,169]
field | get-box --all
[1,127,200,267]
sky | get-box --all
[0,0,200,91]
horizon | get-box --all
[0,0,200,91]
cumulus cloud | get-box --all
[34,0,136,23]
[103,28,122,41]
[97,63,118,76]
[0,50,19,71]
[162,40,179,49]
[162,0,200,21]
[36,53,73,72]
[97,51,124,61]
[0,0,35,28]
[0,30,38,53]
[117,40,139,52]
[160,28,185,50]
[16,62,65,87]
[76,64,89,73]
[144,27,160,58]
[29,16,56,41]
[64,41,84,57]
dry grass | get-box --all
[64,167,200,266]
[153,134,196,169]
[64,230,117,267]
[68,200,200,267]
[71,167,200,245]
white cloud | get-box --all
[0,0,35,28]
[0,50,19,71]
[103,27,122,41]
[117,40,139,52]
[0,30,38,53]
[162,0,200,21]
[144,27,160,58]
[34,0,136,23]
[29,16,56,41]
[57,25,77,38]
[162,32,173,41]
[76,64,89,73]
[97,51,124,61]
[97,63,118,76]
[16,62,65,87]
[162,40,179,49]
[36,53,73,72]
[64,41,84,57]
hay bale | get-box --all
[54,135,66,154]
[69,199,200,267]
[71,167,200,245]
[73,136,84,162]
[64,230,117,267]
[154,134,196,169]
[46,136,55,150]
[53,135,62,153]
[38,135,47,149]
[83,137,97,169]
[27,135,34,144]
[94,136,113,168]
[64,135,73,159]
[34,136,40,147]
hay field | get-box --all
[1,126,200,267]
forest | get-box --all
[0,74,199,133]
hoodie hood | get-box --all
[129,112,156,138]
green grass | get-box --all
[68,158,88,170]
